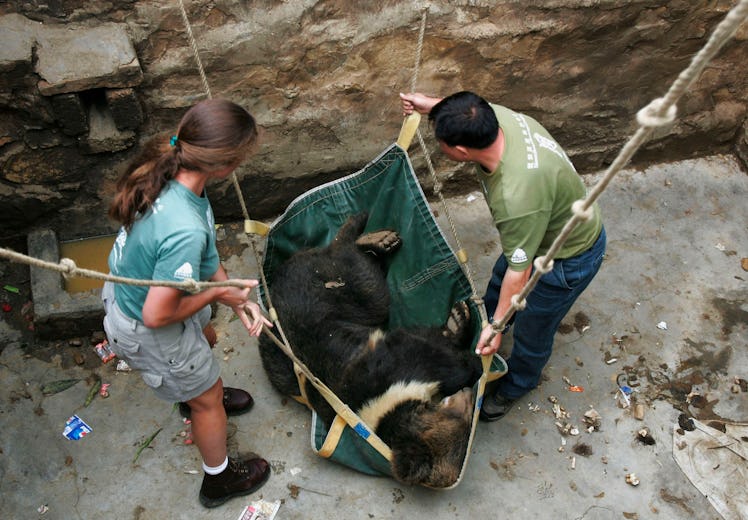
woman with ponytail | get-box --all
[102,99,272,508]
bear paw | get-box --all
[443,301,471,341]
[355,230,402,256]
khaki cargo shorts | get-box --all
[101,281,220,402]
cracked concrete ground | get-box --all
[0,153,746,520]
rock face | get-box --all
[0,1,746,246]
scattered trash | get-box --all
[37,504,49,515]
[714,243,726,252]
[636,428,656,445]
[84,377,102,407]
[63,415,92,440]
[742,257,748,271]
[99,383,110,398]
[466,193,477,203]
[570,456,576,469]
[605,356,618,365]
[237,499,281,520]
[583,408,601,432]
[115,360,132,372]
[42,379,81,396]
[625,473,640,486]
[3,284,19,293]
[527,402,541,412]
[633,403,645,420]
[133,428,163,463]
[568,385,584,392]
[656,321,668,330]
[289,467,302,476]
[616,373,635,408]
[1,302,11,312]
[184,469,199,475]
[94,340,116,363]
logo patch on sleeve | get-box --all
[510,248,528,264]
[174,262,194,280]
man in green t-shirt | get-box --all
[400,91,606,421]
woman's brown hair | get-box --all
[109,99,258,230]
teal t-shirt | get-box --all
[108,180,220,322]
[477,104,602,271]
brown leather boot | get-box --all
[199,457,271,508]
[179,387,254,419]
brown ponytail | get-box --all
[108,99,258,230]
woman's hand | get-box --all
[233,300,273,337]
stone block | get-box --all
[27,229,104,340]
[35,23,143,96]
[0,14,37,88]
[50,93,89,136]
[105,88,144,131]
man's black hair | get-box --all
[428,91,499,149]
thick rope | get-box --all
[175,0,280,333]
[408,9,489,324]
[486,0,748,340]
[0,247,246,294]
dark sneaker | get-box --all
[479,387,516,422]
[179,387,254,419]
[199,457,271,508]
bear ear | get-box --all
[390,442,434,486]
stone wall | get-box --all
[0,0,746,247]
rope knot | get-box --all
[183,278,201,294]
[59,258,77,278]
[510,293,527,311]
[636,97,677,128]
[533,256,554,274]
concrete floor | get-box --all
[0,153,746,520]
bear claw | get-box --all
[443,301,470,339]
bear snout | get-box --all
[440,387,474,421]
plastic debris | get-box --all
[3,284,19,293]
[656,321,668,330]
[237,499,281,520]
[115,360,132,372]
[63,415,92,440]
[94,340,116,363]
[37,504,49,515]
[99,383,110,398]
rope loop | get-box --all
[636,97,677,128]
[59,257,77,278]
[533,256,554,275]
[571,199,594,221]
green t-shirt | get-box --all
[477,104,602,271]
[108,180,220,322]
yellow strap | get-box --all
[244,219,270,236]
[318,415,348,458]
[397,113,421,150]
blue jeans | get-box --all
[484,227,606,399]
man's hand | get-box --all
[475,322,502,356]
[399,92,442,116]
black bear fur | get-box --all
[259,212,482,487]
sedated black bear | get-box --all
[258,212,482,487]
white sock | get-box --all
[203,456,228,475]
